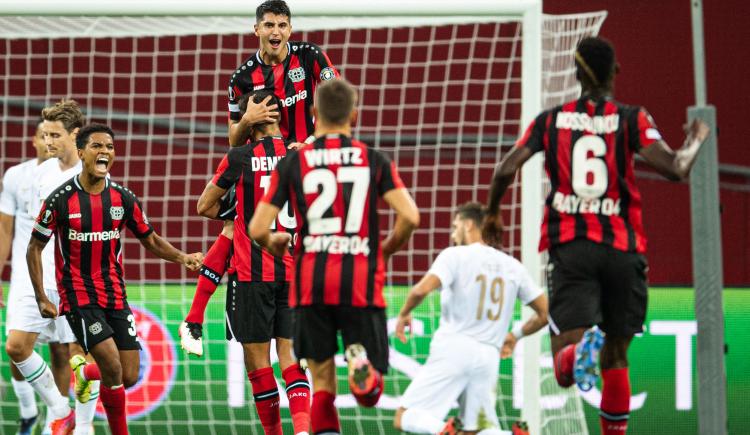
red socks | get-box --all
[185,233,232,324]
[100,384,128,435]
[282,364,311,434]
[248,367,282,435]
[600,367,630,435]
[83,363,101,381]
[352,369,384,408]
[554,344,576,387]
[311,391,339,435]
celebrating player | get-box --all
[195,89,310,435]
[250,79,419,435]
[393,202,547,435]
[27,123,203,435]
[180,0,340,353]
[484,37,710,435]
[1,120,69,435]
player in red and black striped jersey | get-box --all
[485,37,709,435]
[194,89,311,435]
[227,0,339,147]
[250,79,419,434]
[28,124,203,435]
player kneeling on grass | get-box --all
[250,79,419,434]
[27,123,203,435]
[393,202,547,435]
[194,89,311,435]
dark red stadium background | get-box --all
[2,0,748,286]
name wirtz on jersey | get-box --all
[304,147,363,167]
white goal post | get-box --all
[0,2,606,434]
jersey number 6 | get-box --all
[571,135,608,199]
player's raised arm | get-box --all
[637,117,710,181]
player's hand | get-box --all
[37,297,58,319]
[241,95,279,125]
[500,332,517,359]
[182,252,204,271]
[267,232,292,257]
[685,118,710,145]
[481,212,503,249]
[395,313,412,344]
[287,142,305,151]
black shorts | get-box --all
[293,305,389,374]
[225,276,292,343]
[547,239,648,337]
[64,306,141,354]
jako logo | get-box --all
[95,305,177,419]
[280,89,307,107]
[68,228,120,242]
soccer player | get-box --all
[195,89,310,435]
[181,0,340,355]
[392,202,547,435]
[1,120,68,435]
[27,123,204,435]
[484,37,710,435]
[250,79,419,435]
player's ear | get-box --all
[70,127,80,140]
[77,147,84,159]
[349,108,359,125]
[253,23,260,37]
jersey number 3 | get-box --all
[303,167,370,235]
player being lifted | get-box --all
[1,120,69,435]
[484,37,710,435]
[250,79,419,435]
[28,123,203,435]
[180,0,339,354]
[195,89,310,435]
[393,203,547,435]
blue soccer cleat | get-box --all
[574,327,605,392]
[16,414,38,435]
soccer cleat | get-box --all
[49,410,75,435]
[345,343,376,396]
[512,420,530,435]
[437,417,457,435]
[70,355,94,403]
[16,414,38,435]
[179,321,204,357]
[574,327,605,392]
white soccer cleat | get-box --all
[179,321,204,357]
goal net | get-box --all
[0,3,605,434]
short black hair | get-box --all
[76,123,115,149]
[455,202,486,228]
[315,79,356,126]
[256,0,291,22]
[575,36,616,88]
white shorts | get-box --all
[400,332,501,431]
[5,287,77,344]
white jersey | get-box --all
[428,242,542,350]
[0,159,43,295]
[31,157,82,290]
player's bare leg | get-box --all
[307,358,340,435]
[276,338,311,435]
[181,221,234,357]
[598,335,633,435]
[88,338,130,435]
[6,330,74,434]
[243,341,283,435]
[69,342,100,435]
[9,362,39,435]
[345,343,384,407]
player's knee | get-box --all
[122,369,139,388]
[5,338,30,361]
[99,358,124,387]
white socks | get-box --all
[11,378,38,419]
[400,408,446,434]
[74,380,100,435]
[13,351,70,419]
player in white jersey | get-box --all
[0,120,66,435]
[393,202,548,435]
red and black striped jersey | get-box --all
[212,136,295,282]
[517,97,663,254]
[227,41,339,142]
[31,176,153,313]
[262,134,406,309]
